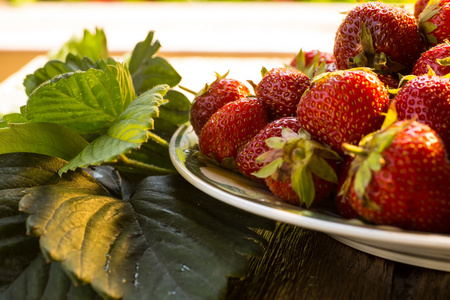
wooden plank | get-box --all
[227,223,395,299]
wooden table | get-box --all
[1,2,449,300]
[226,224,450,299]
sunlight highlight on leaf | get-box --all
[58,85,169,175]
[26,63,135,135]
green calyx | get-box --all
[348,22,404,73]
[340,104,413,207]
[252,127,341,207]
[293,49,328,79]
[418,0,442,45]
[437,40,450,66]
[179,70,230,97]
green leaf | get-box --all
[23,60,74,96]
[49,28,109,62]
[353,159,372,199]
[156,89,191,126]
[381,105,398,130]
[1,153,272,300]
[0,123,89,161]
[252,157,283,178]
[1,255,102,300]
[367,152,383,172]
[128,31,161,75]
[307,155,338,184]
[265,137,286,149]
[0,153,88,293]
[129,32,181,95]
[23,54,117,96]
[58,85,170,175]
[0,113,28,124]
[291,164,315,208]
[25,63,136,135]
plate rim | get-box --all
[169,123,450,251]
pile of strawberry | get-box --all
[187,1,450,234]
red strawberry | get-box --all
[415,0,430,18]
[297,69,390,155]
[236,117,302,182]
[289,49,335,77]
[189,72,250,136]
[419,0,450,47]
[255,67,310,121]
[394,73,450,153]
[343,114,450,233]
[377,74,400,90]
[252,127,341,207]
[334,2,426,75]
[198,97,268,165]
[412,41,450,76]
[335,156,359,219]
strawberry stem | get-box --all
[342,143,368,156]
[178,85,197,95]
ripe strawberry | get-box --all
[394,73,450,153]
[289,49,336,77]
[236,117,302,182]
[198,97,268,165]
[343,114,450,233]
[252,127,341,207]
[419,0,450,47]
[334,2,426,75]
[377,74,400,90]
[189,72,250,136]
[412,41,450,76]
[296,69,390,155]
[255,67,310,121]
[415,0,430,18]
[335,156,359,219]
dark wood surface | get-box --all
[226,223,450,300]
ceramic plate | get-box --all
[169,123,450,272]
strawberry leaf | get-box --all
[265,137,286,149]
[354,159,372,199]
[0,123,88,161]
[58,85,170,175]
[252,157,283,178]
[1,256,102,300]
[49,28,108,62]
[128,31,181,95]
[291,164,315,208]
[25,63,136,135]
[23,54,117,96]
[0,153,272,300]
[307,155,338,184]
[367,152,383,172]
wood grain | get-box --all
[227,222,450,300]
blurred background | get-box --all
[0,0,416,112]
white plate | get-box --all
[169,123,450,272]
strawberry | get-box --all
[377,74,400,90]
[419,0,450,47]
[236,117,302,182]
[198,97,268,165]
[252,127,341,207]
[333,2,426,75]
[412,41,450,76]
[296,69,390,155]
[335,156,359,219]
[189,72,250,136]
[393,72,450,153]
[342,111,450,233]
[289,49,336,77]
[254,67,310,121]
[415,0,430,18]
